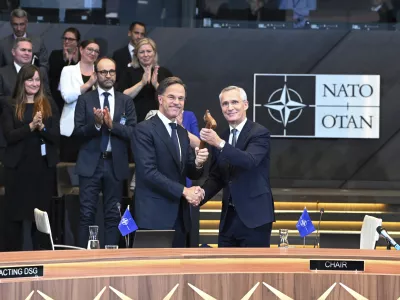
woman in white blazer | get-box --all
[59,39,99,161]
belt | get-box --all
[101,151,112,159]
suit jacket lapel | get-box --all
[91,90,101,109]
[153,115,181,169]
[177,125,188,171]
[112,92,121,121]
[126,46,132,63]
[235,120,252,150]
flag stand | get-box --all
[303,237,306,248]
[126,205,130,248]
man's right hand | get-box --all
[183,186,205,206]
[93,107,104,127]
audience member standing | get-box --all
[1,65,59,251]
[0,9,48,71]
[119,38,172,123]
[112,21,146,83]
[59,39,99,162]
[74,57,136,248]
[0,37,50,162]
[48,27,81,113]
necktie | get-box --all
[231,128,238,147]
[101,92,110,152]
[169,123,180,161]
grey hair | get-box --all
[219,86,248,102]
[10,8,28,19]
[13,37,32,50]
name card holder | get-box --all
[0,266,44,279]
[310,260,364,272]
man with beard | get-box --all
[74,57,136,248]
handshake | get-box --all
[183,186,205,207]
[29,111,45,131]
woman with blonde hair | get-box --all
[1,64,59,251]
[118,37,172,122]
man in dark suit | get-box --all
[0,37,50,162]
[74,57,136,248]
[112,21,146,83]
[0,8,48,71]
[200,86,275,247]
[133,77,209,248]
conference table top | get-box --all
[0,248,399,282]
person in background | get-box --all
[200,86,275,248]
[371,0,400,23]
[48,27,81,113]
[59,39,99,162]
[74,57,136,248]
[0,8,48,71]
[1,64,59,251]
[112,21,146,83]
[0,37,51,163]
[119,38,172,123]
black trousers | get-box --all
[218,205,272,247]
[77,157,123,248]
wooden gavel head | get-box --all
[200,110,217,149]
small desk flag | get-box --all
[118,208,138,236]
[296,208,316,237]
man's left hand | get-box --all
[195,147,209,167]
[200,128,223,148]
[103,107,113,129]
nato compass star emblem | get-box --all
[264,81,306,134]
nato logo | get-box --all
[253,74,380,139]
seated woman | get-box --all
[48,27,81,113]
[1,64,59,251]
[118,38,172,123]
[59,39,99,162]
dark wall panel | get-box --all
[0,21,398,188]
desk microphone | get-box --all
[314,208,324,248]
[376,226,400,250]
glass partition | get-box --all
[0,0,399,30]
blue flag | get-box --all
[296,208,316,237]
[118,208,138,236]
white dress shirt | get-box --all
[97,86,115,152]
[229,118,247,145]
[157,111,181,160]
[14,62,21,73]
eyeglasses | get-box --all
[85,47,100,55]
[97,70,116,76]
[62,37,77,42]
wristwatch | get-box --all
[219,140,226,149]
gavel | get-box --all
[199,110,217,149]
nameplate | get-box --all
[0,266,44,279]
[310,260,364,271]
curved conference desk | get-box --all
[0,248,399,300]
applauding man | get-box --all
[74,57,136,248]
[200,86,275,248]
[133,77,208,248]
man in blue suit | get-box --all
[133,77,209,248]
[74,57,136,248]
[200,86,275,247]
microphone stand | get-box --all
[387,240,392,250]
